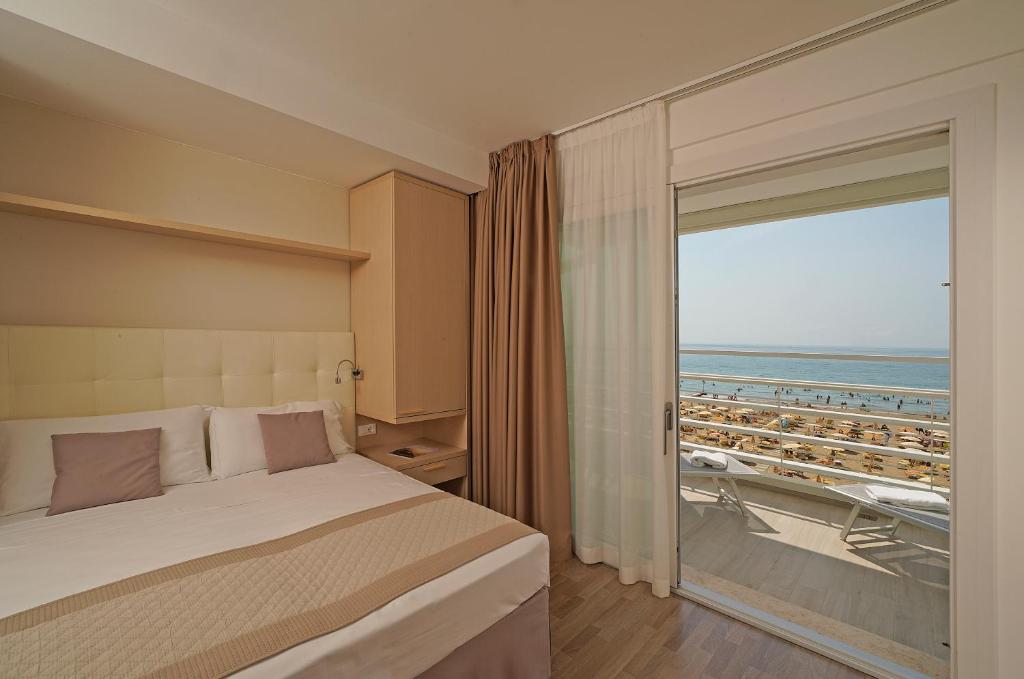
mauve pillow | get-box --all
[258,411,336,474]
[47,428,163,516]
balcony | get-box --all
[677,348,950,678]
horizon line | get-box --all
[679,342,950,351]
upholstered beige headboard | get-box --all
[0,325,356,442]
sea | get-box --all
[679,344,950,417]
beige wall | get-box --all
[0,96,351,331]
[668,1,1024,675]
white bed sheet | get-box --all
[0,455,549,678]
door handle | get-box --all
[664,402,674,456]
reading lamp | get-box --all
[334,359,364,383]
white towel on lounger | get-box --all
[864,484,949,512]
[690,451,729,470]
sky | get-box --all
[677,197,950,350]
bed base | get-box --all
[416,587,550,679]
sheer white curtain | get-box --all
[557,101,676,597]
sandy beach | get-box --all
[679,394,950,490]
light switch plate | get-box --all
[357,422,377,437]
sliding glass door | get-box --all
[674,133,952,678]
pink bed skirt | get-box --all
[416,587,550,679]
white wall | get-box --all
[0,96,352,331]
[668,1,1023,675]
[0,0,489,188]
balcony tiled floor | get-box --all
[680,478,950,677]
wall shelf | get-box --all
[0,192,371,262]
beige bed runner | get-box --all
[0,492,536,679]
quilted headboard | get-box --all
[0,325,356,442]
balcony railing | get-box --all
[678,348,950,496]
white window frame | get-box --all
[670,85,996,679]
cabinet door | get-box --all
[393,177,468,420]
[350,175,397,421]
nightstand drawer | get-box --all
[404,454,467,486]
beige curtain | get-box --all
[470,135,572,562]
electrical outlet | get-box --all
[357,422,377,437]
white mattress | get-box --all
[0,455,549,678]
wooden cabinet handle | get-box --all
[421,462,446,472]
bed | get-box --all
[0,325,550,678]
[0,456,549,677]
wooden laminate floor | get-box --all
[550,558,866,679]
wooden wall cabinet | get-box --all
[350,172,469,425]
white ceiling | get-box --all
[0,10,481,193]
[148,0,897,151]
[0,0,899,190]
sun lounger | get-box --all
[828,483,950,541]
[679,448,760,517]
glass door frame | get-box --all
[671,189,951,679]
[665,95,992,676]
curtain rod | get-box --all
[551,0,954,137]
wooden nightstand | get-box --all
[358,437,468,498]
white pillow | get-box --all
[0,405,211,517]
[209,400,352,480]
